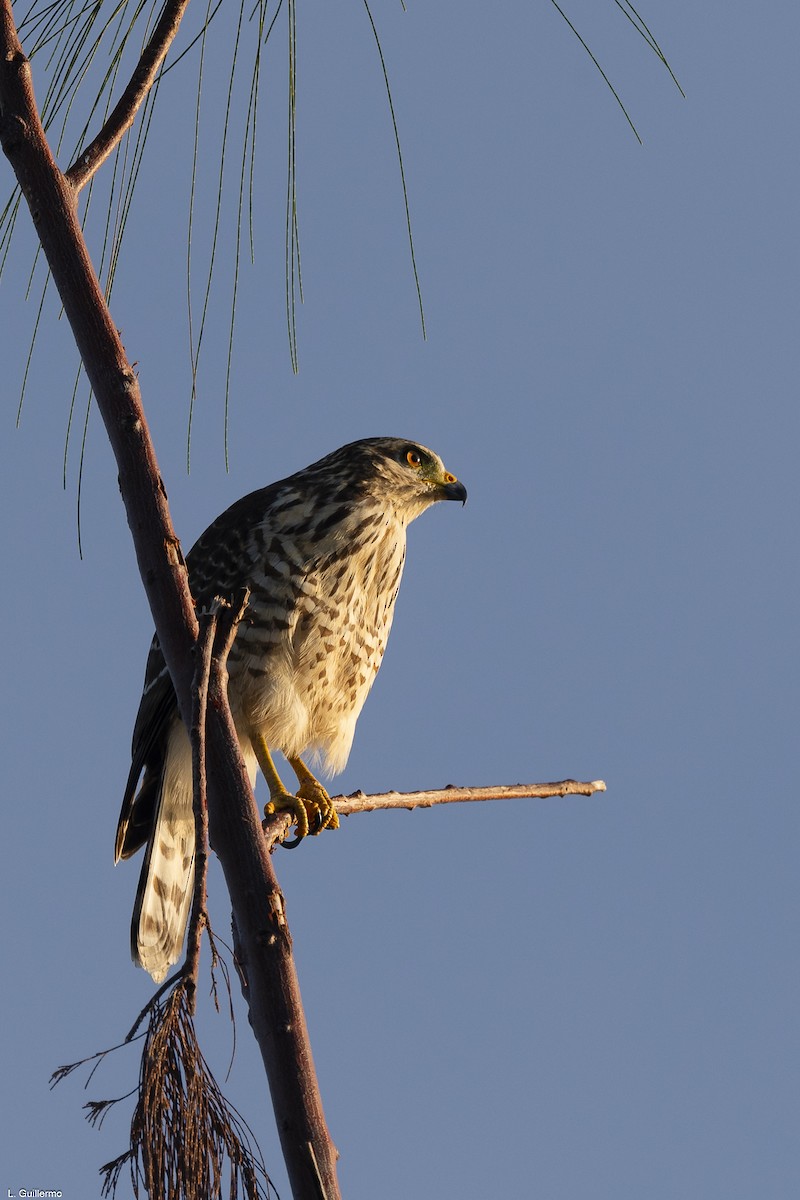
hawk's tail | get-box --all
[118,725,195,983]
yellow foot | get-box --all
[264,783,338,848]
[264,791,312,843]
[296,778,339,834]
[288,756,340,835]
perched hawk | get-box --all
[115,437,466,981]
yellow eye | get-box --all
[406,449,422,468]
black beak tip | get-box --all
[443,479,468,505]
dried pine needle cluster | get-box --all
[54,978,275,1200]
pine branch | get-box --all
[0,10,341,1196]
[64,0,192,191]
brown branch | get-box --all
[185,590,249,998]
[263,778,607,850]
[184,604,217,1001]
[185,594,250,997]
[0,13,340,1199]
[64,0,191,191]
[0,6,198,688]
[335,778,607,814]
[205,623,342,1196]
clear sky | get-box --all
[2,2,798,1197]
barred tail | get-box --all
[126,723,195,983]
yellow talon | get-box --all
[254,736,338,846]
[295,782,339,833]
[290,757,339,833]
[264,790,310,840]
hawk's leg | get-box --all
[254,739,339,845]
[255,736,311,842]
[288,756,340,833]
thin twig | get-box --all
[210,589,251,669]
[185,604,217,1003]
[263,778,607,849]
[65,0,191,191]
[186,591,252,1004]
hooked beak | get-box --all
[440,477,467,505]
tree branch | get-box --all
[64,0,191,192]
[335,778,607,814]
[263,778,607,848]
[1,12,340,1198]
[201,610,341,1195]
[186,594,252,997]
[184,604,217,1000]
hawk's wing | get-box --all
[114,638,177,862]
[114,477,301,864]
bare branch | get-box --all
[0,4,199,690]
[186,589,250,1000]
[231,895,342,1200]
[64,0,191,192]
[336,778,608,814]
[185,605,217,1000]
[262,779,607,850]
[204,624,343,1196]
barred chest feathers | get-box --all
[230,495,408,774]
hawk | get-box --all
[115,437,466,982]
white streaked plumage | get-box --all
[115,438,466,982]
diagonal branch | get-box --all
[64,0,191,192]
[1,12,341,1197]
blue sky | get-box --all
[2,2,798,1197]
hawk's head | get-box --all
[322,437,467,521]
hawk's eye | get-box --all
[406,449,422,469]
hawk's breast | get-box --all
[230,498,408,773]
